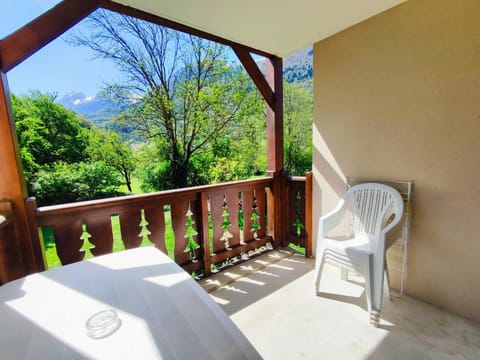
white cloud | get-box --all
[73,95,95,105]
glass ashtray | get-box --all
[85,309,122,339]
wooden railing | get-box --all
[284,172,312,257]
[26,177,275,277]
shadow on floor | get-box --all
[207,251,314,315]
[208,253,480,359]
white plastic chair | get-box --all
[314,183,404,325]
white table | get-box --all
[0,247,261,359]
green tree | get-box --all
[283,82,312,175]
[11,92,89,185]
[12,91,126,205]
[70,9,262,190]
[87,129,135,192]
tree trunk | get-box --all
[171,160,188,189]
[121,168,133,193]
[125,176,132,193]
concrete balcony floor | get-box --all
[199,249,480,360]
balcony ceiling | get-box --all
[113,0,407,57]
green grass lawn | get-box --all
[118,177,143,194]
[43,210,176,269]
[288,242,306,255]
[43,176,170,269]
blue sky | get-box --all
[1,1,252,100]
[0,0,122,98]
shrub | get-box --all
[210,157,249,183]
[32,161,123,206]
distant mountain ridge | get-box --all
[283,46,313,87]
[58,46,313,126]
[58,92,120,126]
[256,46,312,89]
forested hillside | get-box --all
[283,46,313,89]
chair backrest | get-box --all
[344,183,404,240]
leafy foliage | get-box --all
[11,92,89,182]
[86,129,135,192]
[12,92,130,205]
[32,161,123,205]
[283,83,313,175]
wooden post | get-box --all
[305,172,313,257]
[200,192,211,277]
[266,56,285,248]
[25,197,46,271]
[0,73,41,280]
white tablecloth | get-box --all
[0,247,260,359]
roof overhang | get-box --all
[113,0,407,57]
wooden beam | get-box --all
[232,46,274,108]
[99,0,274,58]
[265,56,284,248]
[266,56,283,172]
[0,73,41,281]
[0,0,100,72]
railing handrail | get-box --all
[288,175,307,182]
[35,176,274,219]
[0,201,13,231]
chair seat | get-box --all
[323,235,373,256]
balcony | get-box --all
[199,249,480,359]
[1,1,480,358]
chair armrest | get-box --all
[384,216,405,249]
[319,199,348,238]
[381,199,404,249]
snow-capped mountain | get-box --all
[58,92,120,125]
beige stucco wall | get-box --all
[313,0,480,323]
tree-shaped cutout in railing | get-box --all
[139,209,152,243]
[251,190,261,239]
[184,204,200,262]
[79,222,95,257]
[238,193,245,245]
[220,196,233,250]
[293,191,305,236]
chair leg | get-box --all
[384,263,391,301]
[371,257,386,327]
[363,260,373,314]
[314,248,327,295]
[370,311,380,327]
[314,261,325,296]
[364,255,385,326]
